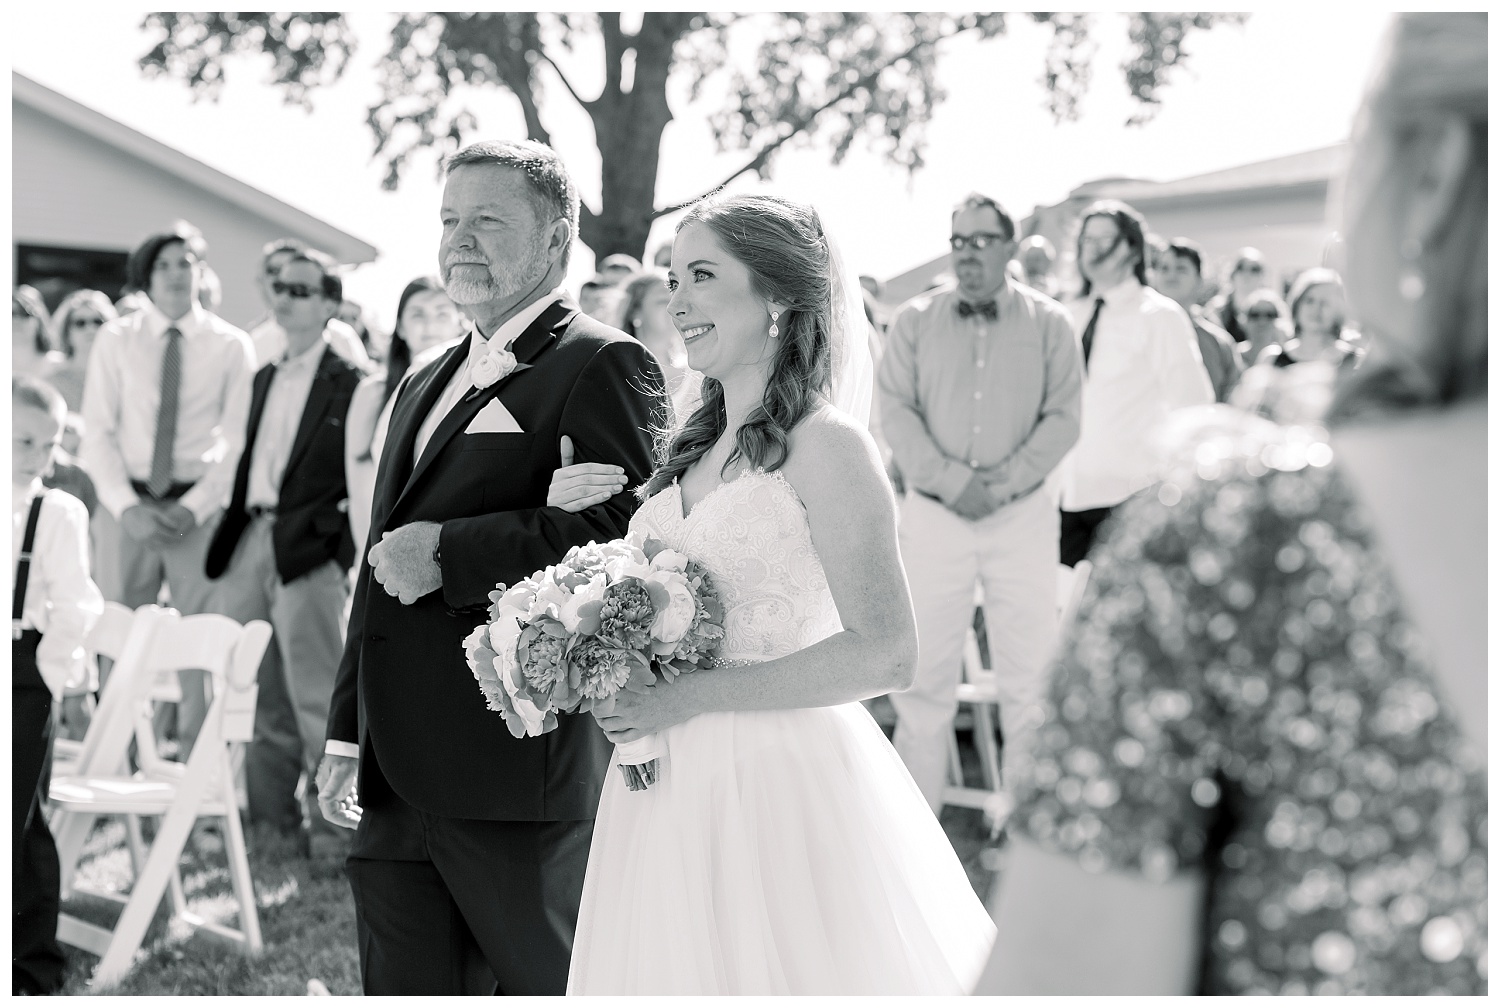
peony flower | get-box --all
[559,574,608,634]
[528,578,571,622]
[649,548,689,573]
[645,569,696,644]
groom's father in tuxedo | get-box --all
[316,140,666,995]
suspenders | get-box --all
[13,494,43,640]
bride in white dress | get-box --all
[547,193,995,995]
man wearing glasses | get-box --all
[248,238,372,372]
[205,248,363,859]
[81,223,256,748]
[877,192,1083,813]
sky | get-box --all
[11,9,1395,330]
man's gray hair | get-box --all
[446,140,580,270]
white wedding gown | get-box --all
[567,469,996,995]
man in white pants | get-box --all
[878,194,1082,813]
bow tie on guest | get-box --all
[956,300,998,321]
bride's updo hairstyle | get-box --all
[1326,13,1486,424]
[642,193,835,498]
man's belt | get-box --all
[247,505,277,520]
[131,480,197,502]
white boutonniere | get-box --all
[471,345,518,389]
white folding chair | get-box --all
[51,611,271,989]
[944,560,1094,832]
[52,601,144,779]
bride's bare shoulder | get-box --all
[779,405,888,513]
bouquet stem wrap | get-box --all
[614,734,665,792]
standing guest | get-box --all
[977,14,1486,995]
[247,238,371,372]
[12,377,104,996]
[1206,247,1269,345]
[13,285,59,381]
[1257,268,1363,371]
[1235,287,1293,363]
[651,243,673,269]
[42,414,100,521]
[47,289,118,412]
[878,193,1082,813]
[314,139,665,995]
[344,277,466,562]
[1017,235,1060,299]
[578,275,625,327]
[338,299,381,361]
[1150,237,1245,402]
[205,248,363,859]
[596,253,642,286]
[619,269,694,419]
[197,262,224,314]
[1057,201,1214,568]
[80,225,255,748]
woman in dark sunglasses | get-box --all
[46,289,118,412]
[1235,287,1292,362]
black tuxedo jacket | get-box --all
[327,299,667,821]
[205,345,361,584]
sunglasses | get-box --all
[271,280,325,299]
[1245,309,1279,320]
[70,316,105,329]
[1236,263,1265,275]
[950,233,1009,251]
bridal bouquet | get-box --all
[463,530,725,790]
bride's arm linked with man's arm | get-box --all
[590,408,918,745]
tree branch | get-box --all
[535,47,593,112]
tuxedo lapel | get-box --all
[395,300,576,506]
[371,336,471,536]
[282,347,340,483]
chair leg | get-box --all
[973,702,1003,794]
[123,815,148,879]
[220,757,262,954]
[947,725,965,788]
[53,811,99,901]
[90,799,199,988]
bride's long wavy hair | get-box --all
[641,193,835,499]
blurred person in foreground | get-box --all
[1150,237,1245,402]
[879,193,1082,812]
[1056,201,1213,568]
[205,248,363,859]
[13,285,59,381]
[80,224,255,748]
[343,277,466,563]
[1016,234,1059,299]
[977,13,1486,995]
[1256,268,1364,372]
[247,237,371,372]
[46,289,117,412]
[1206,247,1269,346]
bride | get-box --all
[547,193,995,995]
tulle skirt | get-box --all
[567,702,997,995]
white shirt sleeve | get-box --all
[32,491,105,699]
[80,322,144,519]
[324,739,360,758]
[1154,300,1216,411]
[180,331,257,525]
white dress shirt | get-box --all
[81,301,256,523]
[250,316,371,373]
[247,335,329,509]
[13,482,104,699]
[1059,277,1215,511]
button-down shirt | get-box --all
[81,301,255,523]
[1059,277,1215,511]
[250,316,371,373]
[412,290,563,463]
[247,334,330,509]
[13,482,104,699]
[878,280,1082,506]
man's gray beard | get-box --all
[443,267,500,305]
[443,245,547,306]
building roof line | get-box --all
[13,70,378,265]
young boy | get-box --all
[12,376,103,995]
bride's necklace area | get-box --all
[677,433,755,520]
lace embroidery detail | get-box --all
[632,468,841,662]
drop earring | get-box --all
[768,310,780,339]
[1399,237,1425,301]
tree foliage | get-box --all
[139,12,1246,259]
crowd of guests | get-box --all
[9,12,1483,995]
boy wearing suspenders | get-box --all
[12,377,102,994]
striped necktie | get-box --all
[147,326,183,498]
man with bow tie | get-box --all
[877,192,1082,814]
[314,140,666,995]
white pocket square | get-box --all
[465,399,524,434]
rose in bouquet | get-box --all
[463,530,725,790]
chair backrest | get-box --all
[71,605,172,776]
[172,618,273,768]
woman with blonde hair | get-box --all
[1255,267,1363,371]
[46,289,117,412]
[977,13,1486,995]
[12,285,58,381]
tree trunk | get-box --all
[579,14,686,262]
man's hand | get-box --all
[314,753,361,830]
[156,502,197,536]
[368,521,443,604]
[120,504,170,544]
[950,473,1001,522]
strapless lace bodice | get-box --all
[630,469,841,662]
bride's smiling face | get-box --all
[666,223,779,381]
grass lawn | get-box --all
[58,701,1004,994]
